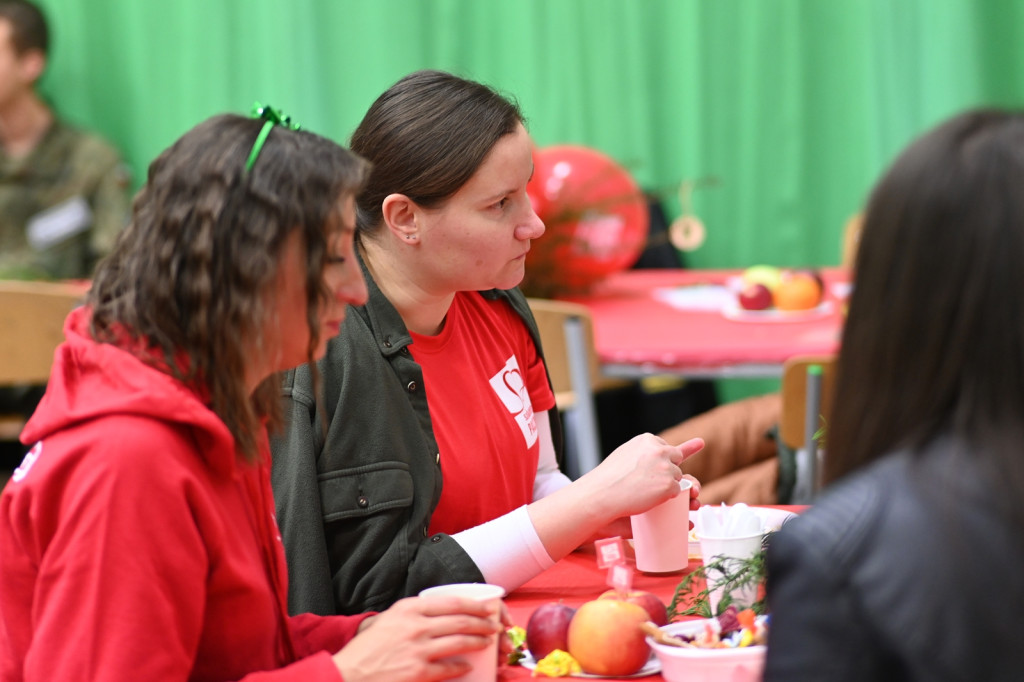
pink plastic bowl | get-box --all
[645,619,766,682]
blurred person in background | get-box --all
[660,392,782,504]
[0,0,131,281]
[764,108,1024,680]
[0,0,133,457]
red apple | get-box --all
[737,283,773,311]
[526,602,576,660]
[599,589,668,626]
[567,599,650,676]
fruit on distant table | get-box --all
[567,598,650,676]
[598,589,669,626]
[526,602,577,660]
[737,282,773,311]
[741,265,783,292]
[774,271,823,311]
[799,268,825,294]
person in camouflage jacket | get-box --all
[0,0,130,281]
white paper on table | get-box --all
[653,284,735,311]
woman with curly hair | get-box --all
[0,109,500,682]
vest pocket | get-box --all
[318,462,414,522]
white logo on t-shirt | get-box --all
[488,355,539,448]
[12,441,43,483]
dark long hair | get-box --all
[349,69,524,235]
[826,110,1024,520]
[88,113,368,461]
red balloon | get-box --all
[523,145,649,297]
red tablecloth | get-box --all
[500,552,691,681]
[564,269,848,378]
[499,506,807,680]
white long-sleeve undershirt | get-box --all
[452,411,570,591]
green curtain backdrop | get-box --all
[38,0,1024,270]
[35,0,1024,402]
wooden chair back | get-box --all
[526,297,606,478]
[0,280,85,439]
[526,298,604,409]
[841,213,863,270]
[779,354,837,451]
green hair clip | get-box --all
[245,102,301,173]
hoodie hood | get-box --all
[21,306,240,479]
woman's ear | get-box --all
[381,193,420,243]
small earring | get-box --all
[405,234,418,242]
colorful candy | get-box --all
[675,606,768,649]
[532,649,582,677]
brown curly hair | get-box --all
[87,113,368,462]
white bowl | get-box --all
[645,619,766,682]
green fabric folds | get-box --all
[40,0,1024,270]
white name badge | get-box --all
[26,195,93,250]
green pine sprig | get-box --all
[813,415,828,448]
[668,532,774,620]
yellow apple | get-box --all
[741,265,783,292]
[567,598,650,676]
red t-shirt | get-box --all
[410,292,556,536]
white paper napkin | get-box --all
[696,503,762,537]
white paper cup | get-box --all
[630,478,693,573]
[698,532,763,615]
[418,582,506,682]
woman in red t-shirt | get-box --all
[272,71,706,617]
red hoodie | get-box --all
[0,307,368,681]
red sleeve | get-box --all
[6,442,212,681]
[287,612,374,659]
[2,426,365,682]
